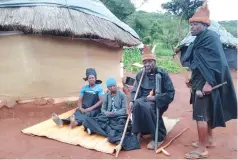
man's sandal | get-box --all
[184,150,208,159]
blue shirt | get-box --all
[79,84,104,97]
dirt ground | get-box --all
[0,72,237,159]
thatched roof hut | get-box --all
[0,0,141,101]
[0,0,140,47]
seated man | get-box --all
[128,45,175,149]
[83,77,127,142]
[51,68,104,128]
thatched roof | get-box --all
[179,20,238,48]
[0,0,141,47]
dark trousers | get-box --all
[132,98,167,142]
[62,108,101,125]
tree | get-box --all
[162,0,203,20]
[101,0,136,21]
[133,17,148,38]
[150,21,163,43]
[131,0,149,9]
[149,17,188,48]
[142,36,152,44]
[125,11,166,38]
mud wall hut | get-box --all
[0,0,141,101]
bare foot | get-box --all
[52,113,63,127]
[192,141,216,148]
[69,115,78,129]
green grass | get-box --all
[156,57,182,73]
[155,42,173,56]
[123,48,142,73]
[123,48,181,73]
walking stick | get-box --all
[154,74,162,151]
[155,105,159,151]
[114,69,145,158]
[156,128,188,155]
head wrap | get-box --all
[106,77,117,87]
[83,68,102,84]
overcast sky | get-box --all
[132,0,238,21]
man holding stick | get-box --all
[128,45,175,150]
[180,2,237,159]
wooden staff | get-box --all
[156,128,188,155]
[114,69,145,158]
[154,73,162,152]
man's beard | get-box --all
[145,67,155,74]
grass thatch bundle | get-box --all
[0,6,140,47]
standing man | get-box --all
[181,2,237,159]
[128,45,175,149]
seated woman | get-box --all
[83,77,127,137]
[83,78,140,150]
[51,68,104,128]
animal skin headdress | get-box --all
[142,45,156,61]
[189,0,211,26]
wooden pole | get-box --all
[114,69,145,158]
[156,128,189,154]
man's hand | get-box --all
[128,85,134,92]
[128,102,134,113]
[145,96,155,101]
[106,112,115,117]
[203,82,212,94]
[185,79,192,88]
